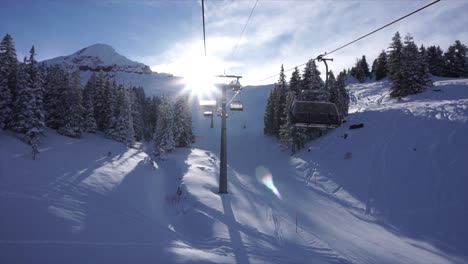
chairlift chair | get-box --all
[291,100,341,128]
[230,101,243,111]
[199,99,217,112]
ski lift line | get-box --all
[255,0,441,84]
[230,0,259,59]
[202,0,207,56]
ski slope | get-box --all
[1,78,467,263]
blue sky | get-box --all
[1,0,467,84]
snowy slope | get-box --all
[171,78,468,263]
[1,77,467,264]
[42,44,184,96]
[0,129,178,263]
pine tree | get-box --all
[82,73,97,133]
[12,49,44,148]
[93,72,107,131]
[58,71,84,138]
[374,50,388,81]
[173,95,194,147]
[264,90,276,135]
[27,47,45,136]
[274,65,288,135]
[11,61,34,134]
[301,59,325,100]
[144,96,160,141]
[336,71,349,117]
[444,40,467,77]
[279,91,295,145]
[426,45,444,76]
[44,65,68,129]
[130,87,145,141]
[328,71,339,110]
[154,96,175,154]
[109,85,134,146]
[289,67,301,95]
[387,32,405,97]
[0,34,18,128]
[103,79,117,136]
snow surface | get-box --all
[1,78,467,263]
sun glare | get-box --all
[180,54,222,99]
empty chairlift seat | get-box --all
[230,101,243,111]
[203,111,213,116]
[291,101,341,128]
[199,100,217,112]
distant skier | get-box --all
[108,151,111,157]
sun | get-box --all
[179,53,224,99]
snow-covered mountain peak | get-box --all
[73,43,137,66]
[42,43,152,74]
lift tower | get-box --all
[215,75,242,194]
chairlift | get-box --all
[228,79,242,91]
[291,100,341,128]
[199,99,217,112]
[230,101,243,111]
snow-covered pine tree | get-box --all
[289,67,301,95]
[336,71,349,117]
[374,50,388,81]
[387,32,405,97]
[104,79,117,137]
[173,95,194,147]
[93,72,107,131]
[400,34,432,96]
[44,65,68,129]
[144,96,160,141]
[0,66,11,128]
[58,71,84,138]
[426,45,444,76]
[328,71,339,113]
[263,89,276,135]
[130,87,145,141]
[444,40,467,77]
[274,65,288,135]
[12,50,44,151]
[0,34,18,129]
[27,47,45,136]
[110,85,134,146]
[279,91,295,146]
[268,85,281,135]
[360,55,370,79]
[301,59,325,101]
[82,73,97,133]
[11,61,34,134]
[417,44,433,90]
[153,96,175,155]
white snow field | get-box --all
[1,78,467,263]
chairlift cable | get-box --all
[202,0,207,56]
[255,0,441,84]
[230,0,260,60]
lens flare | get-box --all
[256,166,282,199]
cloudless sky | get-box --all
[1,0,467,84]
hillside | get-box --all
[1,77,467,263]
